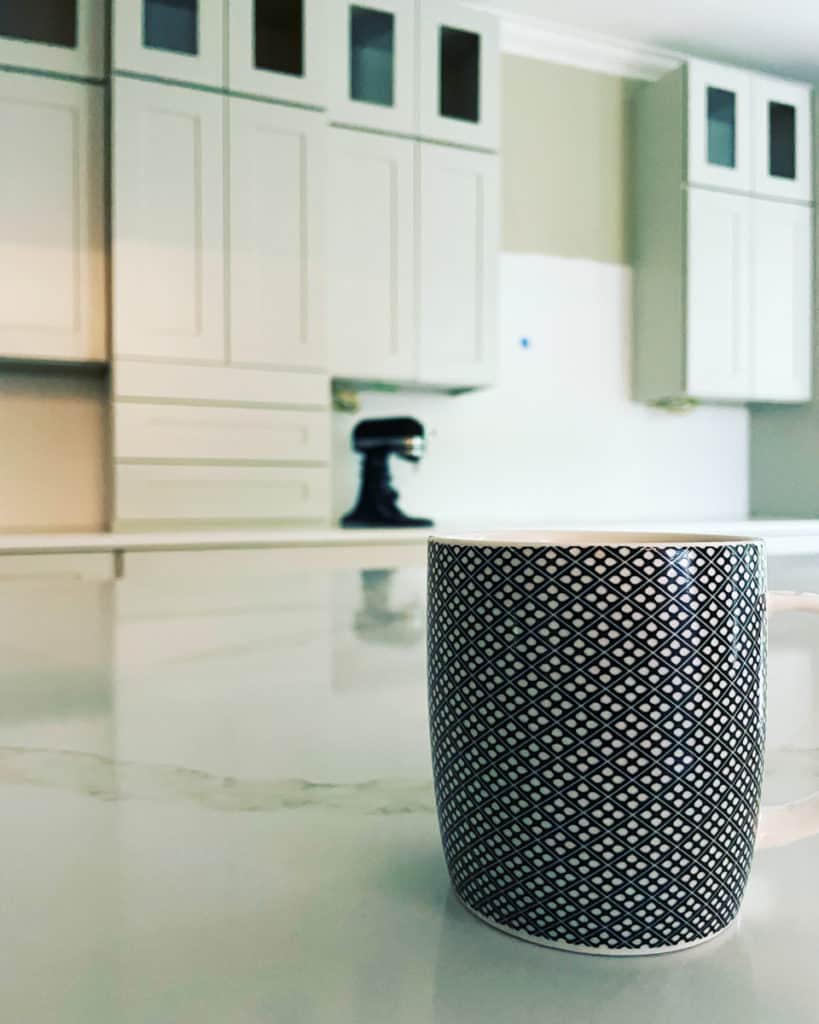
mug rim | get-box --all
[429,530,765,549]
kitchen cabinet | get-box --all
[750,198,812,401]
[417,143,499,388]
[417,0,499,151]
[328,128,415,383]
[751,75,812,203]
[0,0,105,79]
[633,61,814,405]
[686,189,753,400]
[328,0,415,136]
[113,0,225,88]
[0,72,105,363]
[228,98,325,370]
[112,77,225,362]
[687,60,752,193]
[227,0,326,108]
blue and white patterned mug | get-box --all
[427,531,819,956]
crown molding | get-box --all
[467,5,684,81]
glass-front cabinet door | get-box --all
[751,75,812,202]
[328,0,415,135]
[228,0,326,108]
[113,0,225,87]
[417,1,498,150]
[687,60,752,192]
[0,0,105,78]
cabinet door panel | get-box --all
[112,78,225,362]
[751,199,812,402]
[228,100,325,370]
[417,144,498,388]
[687,60,752,192]
[328,0,415,134]
[686,188,752,400]
[227,0,325,107]
[418,1,498,151]
[113,0,225,87]
[328,129,414,382]
[0,74,105,362]
[751,76,812,202]
[0,0,105,78]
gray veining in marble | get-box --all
[2,558,819,1022]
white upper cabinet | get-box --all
[0,73,105,362]
[687,60,752,192]
[750,198,812,401]
[751,75,812,202]
[417,1,499,151]
[228,99,326,371]
[417,143,498,388]
[0,0,105,79]
[113,0,225,88]
[686,188,753,401]
[328,0,416,135]
[227,0,326,107]
[112,77,225,363]
[328,128,415,382]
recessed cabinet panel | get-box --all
[228,100,325,370]
[417,144,498,388]
[113,0,224,87]
[228,0,326,107]
[688,61,752,192]
[686,188,753,400]
[0,0,105,78]
[112,78,225,362]
[328,129,414,382]
[0,74,105,362]
[329,0,415,134]
[418,1,498,150]
[750,199,811,401]
[751,76,812,202]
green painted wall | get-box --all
[502,55,638,265]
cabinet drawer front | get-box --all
[114,403,330,462]
[227,0,326,107]
[0,74,105,362]
[114,361,328,408]
[115,463,330,524]
[228,100,325,370]
[0,0,105,78]
[113,0,225,87]
[328,128,415,382]
[113,78,225,362]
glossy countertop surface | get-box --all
[2,554,819,1022]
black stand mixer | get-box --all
[341,417,434,528]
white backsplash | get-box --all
[332,252,749,526]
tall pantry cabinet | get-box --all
[110,7,331,529]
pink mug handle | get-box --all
[756,591,819,850]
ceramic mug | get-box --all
[427,531,819,956]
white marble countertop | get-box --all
[1,554,819,1021]
[4,517,819,555]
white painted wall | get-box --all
[332,252,750,525]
